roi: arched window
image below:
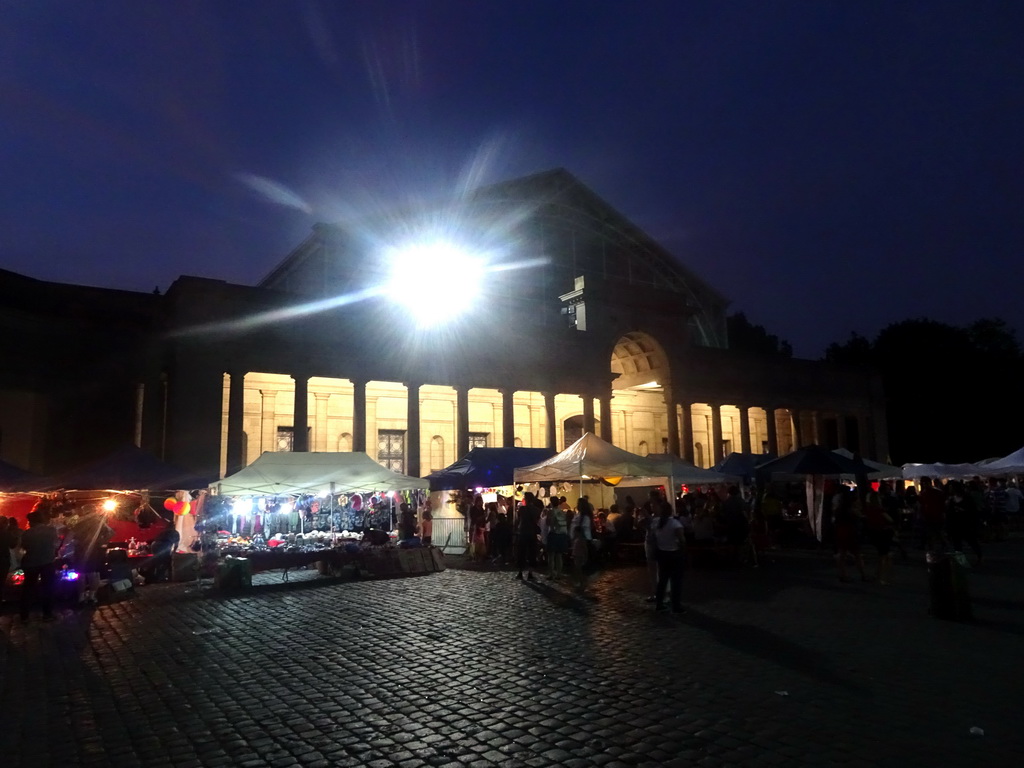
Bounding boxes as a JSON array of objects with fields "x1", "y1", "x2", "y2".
[
  {"x1": 695, "y1": 442, "x2": 704, "y2": 468},
  {"x1": 430, "y1": 435, "x2": 445, "y2": 471},
  {"x1": 338, "y1": 432, "x2": 353, "y2": 452},
  {"x1": 513, "y1": 437, "x2": 523, "y2": 447},
  {"x1": 638, "y1": 440, "x2": 649, "y2": 456}
]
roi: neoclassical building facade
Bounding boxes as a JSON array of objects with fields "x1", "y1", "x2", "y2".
[{"x1": 0, "y1": 169, "x2": 887, "y2": 480}]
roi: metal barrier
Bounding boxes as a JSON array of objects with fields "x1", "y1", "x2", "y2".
[{"x1": 431, "y1": 518, "x2": 467, "y2": 554}]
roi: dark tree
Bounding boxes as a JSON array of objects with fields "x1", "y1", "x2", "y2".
[
  {"x1": 822, "y1": 317, "x2": 1023, "y2": 464},
  {"x1": 727, "y1": 312, "x2": 793, "y2": 357}
]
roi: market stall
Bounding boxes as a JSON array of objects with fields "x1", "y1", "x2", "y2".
[
  {"x1": 513, "y1": 432, "x2": 665, "y2": 508},
  {"x1": 425, "y1": 447, "x2": 555, "y2": 552},
  {"x1": 207, "y1": 451, "x2": 436, "y2": 585}
]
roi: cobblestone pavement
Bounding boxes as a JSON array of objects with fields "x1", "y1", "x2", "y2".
[{"x1": 3, "y1": 536, "x2": 1023, "y2": 768}]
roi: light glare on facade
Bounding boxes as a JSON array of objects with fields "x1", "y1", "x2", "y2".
[{"x1": 386, "y1": 241, "x2": 485, "y2": 326}]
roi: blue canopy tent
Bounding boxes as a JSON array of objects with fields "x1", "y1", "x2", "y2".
[
  {"x1": 713, "y1": 452, "x2": 776, "y2": 481},
  {"x1": 426, "y1": 447, "x2": 555, "y2": 491}
]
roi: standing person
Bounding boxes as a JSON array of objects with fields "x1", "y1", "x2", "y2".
[
  {"x1": 570, "y1": 497, "x2": 594, "y2": 594},
  {"x1": 1004, "y1": 480, "x2": 1023, "y2": 530},
  {"x1": 833, "y1": 487, "x2": 867, "y2": 582},
  {"x1": 420, "y1": 503, "x2": 433, "y2": 546},
  {"x1": 515, "y1": 492, "x2": 540, "y2": 581},
  {"x1": 863, "y1": 491, "x2": 895, "y2": 585},
  {"x1": 71, "y1": 507, "x2": 114, "y2": 605},
  {"x1": 946, "y1": 482, "x2": 983, "y2": 566},
  {"x1": 985, "y1": 478, "x2": 1009, "y2": 540},
  {"x1": 653, "y1": 497, "x2": 686, "y2": 613},
  {"x1": 148, "y1": 521, "x2": 180, "y2": 583},
  {"x1": 19, "y1": 512, "x2": 59, "y2": 621},
  {"x1": 640, "y1": 489, "x2": 670, "y2": 601},
  {"x1": 0, "y1": 518, "x2": 16, "y2": 604},
  {"x1": 917, "y1": 477, "x2": 947, "y2": 552},
  {"x1": 544, "y1": 497, "x2": 569, "y2": 580},
  {"x1": 398, "y1": 502, "x2": 417, "y2": 542}
]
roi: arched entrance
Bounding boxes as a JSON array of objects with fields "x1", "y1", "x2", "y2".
[{"x1": 609, "y1": 332, "x2": 674, "y2": 455}]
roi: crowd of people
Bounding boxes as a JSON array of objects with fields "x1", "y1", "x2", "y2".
[
  {"x1": 449, "y1": 473, "x2": 1022, "y2": 608},
  {"x1": 1, "y1": 500, "x2": 183, "y2": 621}
]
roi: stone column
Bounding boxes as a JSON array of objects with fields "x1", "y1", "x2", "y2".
[
  {"x1": 292, "y1": 373, "x2": 309, "y2": 452},
  {"x1": 314, "y1": 393, "x2": 330, "y2": 452},
  {"x1": 664, "y1": 390, "x2": 680, "y2": 456},
  {"x1": 544, "y1": 392, "x2": 557, "y2": 450},
  {"x1": 599, "y1": 393, "x2": 613, "y2": 443},
  {"x1": 582, "y1": 394, "x2": 596, "y2": 435},
  {"x1": 501, "y1": 388, "x2": 516, "y2": 448},
  {"x1": 260, "y1": 389, "x2": 278, "y2": 454},
  {"x1": 812, "y1": 410, "x2": 825, "y2": 447},
  {"x1": 739, "y1": 405, "x2": 751, "y2": 454},
  {"x1": 680, "y1": 402, "x2": 694, "y2": 463},
  {"x1": 226, "y1": 370, "x2": 246, "y2": 474},
  {"x1": 352, "y1": 380, "x2": 367, "y2": 453},
  {"x1": 456, "y1": 386, "x2": 469, "y2": 457},
  {"x1": 791, "y1": 408, "x2": 804, "y2": 449},
  {"x1": 836, "y1": 413, "x2": 848, "y2": 451},
  {"x1": 765, "y1": 407, "x2": 779, "y2": 455},
  {"x1": 406, "y1": 383, "x2": 421, "y2": 476},
  {"x1": 711, "y1": 403, "x2": 724, "y2": 465}
]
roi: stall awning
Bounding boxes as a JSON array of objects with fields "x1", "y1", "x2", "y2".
[
  {"x1": 215, "y1": 451, "x2": 429, "y2": 496},
  {"x1": 425, "y1": 447, "x2": 555, "y2": 491},
  {"x1": 513, "y1": 433, "x2": 660, "y2": 483},
  {"x1": 16, "y1": 445, "x2": 209, "y2": 492}
]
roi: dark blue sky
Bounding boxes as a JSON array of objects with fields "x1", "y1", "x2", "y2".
[{"x1": 2, "y1": 1, "x2": 1022, "y2": 357}]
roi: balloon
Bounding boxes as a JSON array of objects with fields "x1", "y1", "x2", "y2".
[
  {"x1": 164, "y1": 497, "x2": 177, "y2": 511},
  {"x1": 175, "y1": 501, "x2": 192, "y2": 515}
]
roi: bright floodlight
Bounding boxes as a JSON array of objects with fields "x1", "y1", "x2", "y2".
[{"x1": 386, "y1": 241, "x2": 485, "y2": 326}]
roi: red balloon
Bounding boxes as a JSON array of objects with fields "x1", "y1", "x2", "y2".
[{"x1": 164, "y1": 497, "x2": 177, "y2": 511}]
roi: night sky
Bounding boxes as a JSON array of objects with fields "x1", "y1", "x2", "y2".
[{"x1": 2, "y1": 1, "x2": 1021, "y2": 357}]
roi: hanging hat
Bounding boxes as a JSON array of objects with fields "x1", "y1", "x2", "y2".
[{"x1": 351, "y1": 493, "x2": 362, "y2": 511}]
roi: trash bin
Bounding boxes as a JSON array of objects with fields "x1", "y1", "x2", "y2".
[{"x1": 926, "y1": 551, "x2": 972, "y2": 621}]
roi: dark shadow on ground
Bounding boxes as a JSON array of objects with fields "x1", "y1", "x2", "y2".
[
  {"x1": 679, "y1": 607, "x2": 868, "y2": 694},
  {"x1": 522, "y1": 579, "x2": 591, "y2": 615}
]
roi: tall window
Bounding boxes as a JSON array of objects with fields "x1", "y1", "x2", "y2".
[
  {"x1": 430, "y1": 435, "x2": 445, "y2": 471},
  {"x1": 378, "y1": 430, "x2": 406, "y2": 472},
  {"x1": 695, "y1": 442, "x2": 704, "y2": 467},
  {"x1": 338, "y1": 433, "x2": 353, "y2": 452},
  {"x1": 277, "y1": 426, "x2": 310, "y2": 452},
  {"x1": 722, "y1": 439, "x2": 732, "y2": 456},
  {"x1": 513, "y1": 437, "x2": 523, "y2": 447},
  {"x1": 637, "y1": 440, "x2": 649, "y2": 456},
  {"x1": 468, "y1": 432, "x2": 489, "y2": 450}
]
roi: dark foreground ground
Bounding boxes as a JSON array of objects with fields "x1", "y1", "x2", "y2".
[{"x1": 2, "y1": 536, "x2": 1023, "y2": 768}]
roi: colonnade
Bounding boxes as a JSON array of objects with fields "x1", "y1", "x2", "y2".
[{"x1": 221, "y1": 370, "x2": 878, "y2": 477}]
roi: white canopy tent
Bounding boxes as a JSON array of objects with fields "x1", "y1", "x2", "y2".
[
  {"x1": 614, "y1": 453, "x2": 740, "y2": 488},
  {"x1": 975, "y1": 446, "x2": 1024, "y2": 476},
  {"x1": 513, "y1": 433, "x2": 661, "y2": 484},
  {"x1": 902, "y1": 462, "x2": 983, "y2": 480},
  {"x1": 514, "y1": 433, "x2": 663, "y2": 508},
  {"x1": 214, "y1": 452, "x2": 428, "y2": 496}
]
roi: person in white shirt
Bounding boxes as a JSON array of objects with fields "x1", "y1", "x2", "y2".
[
  {"x1": 1005, "y1": 481, "x2": 1022, "y2": 521},
  {"x1": 653, "y1": 505, "x2": 686, "y2": 613},
  {"x1": 570, "y1": 498, "x2": 594, "y2": 594}
]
